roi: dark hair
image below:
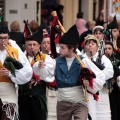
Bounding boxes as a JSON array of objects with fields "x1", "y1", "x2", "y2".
[
  {"x1": 98, "y1": 13, "x2": 103, "y2": 19},
  {"x1": 94, "y1": 28, "x2": 102, "y2": 33},
  {"x1": 57, "y1": 5, "x2": 64, "y2": 11},
  {"x1": 77, "y1": 12, "x2": 83, "y2": 18},
  {"x1": 67, "y1": 44, "x2": 78, "y2": 53},
  {"x1": 105, "y1": 41, "x2": 114, "y2": 50}
]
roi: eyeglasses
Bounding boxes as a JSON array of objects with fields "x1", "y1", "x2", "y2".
[
  {"x1": 26, "y1": 43, "x2": 39, "y2": 47},
  {"x1": 105, "y1": 47, "x2": 112, "y2": 50},
  {"x1": 0, "y1": 36, "x2": 9, "y2": 40}
]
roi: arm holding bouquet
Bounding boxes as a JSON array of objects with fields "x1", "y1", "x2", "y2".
[{"x1": 0, "y1": 42, "x2": 32, "y2": 84}]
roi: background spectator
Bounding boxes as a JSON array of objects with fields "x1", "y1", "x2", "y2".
[
  {"x1": 78, "y1": 20, "x2": 96, "y2": 51},
  {"x1": 75, "y1": 12, "x2": 87, "y2": 36},
  {"x1": 96, "y1": 13, "x2": 104, "y2": 26},
  {"x1": 29, "y1": 20, "x2": 39, "y2": 34},
  {"x1": 9, "y1": 20, "x2": 25, "y2": 51},
  {"x1": 56, "y1": 4, "x2": 64, "y2": 25}
]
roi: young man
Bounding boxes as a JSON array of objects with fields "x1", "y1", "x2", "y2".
[
  {"x1": 112, "y1": 28, "x2": 119, "y2": 48},
  {"x1": 33, "y1": 25, "x2": 106, "y2": 120},
  {"x1": 108, "y1": 15, "x2": 119, "y2": 49},
  {"x1": 107, "y1": 15, "x2": 120, "y2": 61},
  {"x1": 18, "y1": 28, "x2": 53, "y2": 120},
  {"x1": 0, "y1": 21, "x2": 32, "y2": 119}
]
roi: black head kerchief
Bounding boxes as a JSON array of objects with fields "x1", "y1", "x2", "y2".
[
  {"x1": 107, "y1": 15, "x2": 118, "y2": 29},
  {"x1": 0, "y1": 21, "x2": 9, "y2": 34},
  {"x1": 26, "y1": 28, "x2": 43, "y2": 44},
  {"x1": 59, "y1": 25, "x2": 79, "y2": 45},
  {"x1": 105, "y1": 41, "x2": 114, "y2": 50}
]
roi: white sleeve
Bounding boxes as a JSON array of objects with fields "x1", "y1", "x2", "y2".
[
  {"x1": 33, "y1": 55, "x2": 55, "y2": 82},
  {"x1": 9, "y1": 39, "x2": 22, "y2": 51},
  {"x1": 101, "y1": 55, "x2": 114, "y2": 80},
  {"x1": 82, "y1": 58, "x2": 106, "y2": 94},
  {"x1": 76, "y1": 48, "x2": 82, "y2": 55},
  {"x1": 8, "y1": 49, "x2": 33, "y2": 84}
]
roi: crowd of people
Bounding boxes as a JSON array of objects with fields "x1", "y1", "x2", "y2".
[{"x1": 0, "y1": 9, "x2": 120, "y2": 120}]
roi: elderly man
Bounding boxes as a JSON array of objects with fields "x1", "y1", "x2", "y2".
[{"x1": 18, "y1": 28, "x2": 53, "y2": 120}]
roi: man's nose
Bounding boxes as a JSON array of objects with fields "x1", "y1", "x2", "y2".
[{"x1": 89, "y1": 44, "x2": 92, "y2": 47}]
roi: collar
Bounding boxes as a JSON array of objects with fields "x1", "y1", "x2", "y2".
[{"x1": 83, "y1": 52, "x2": 98, "y2": 60}]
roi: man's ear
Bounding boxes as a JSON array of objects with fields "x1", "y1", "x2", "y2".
[{"x1": 70, "y1": 47, "x2": 74, "y2": 52}]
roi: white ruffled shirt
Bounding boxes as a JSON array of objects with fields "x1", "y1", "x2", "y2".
[
  {"x1": 0, "y1": 40, "x2": 33, "y2": 119},
  {"x1": 33, "y1": 55, "x2": 106, "y2": 97},
  {"x1": 83, "y1": 52, "x2": 114, "y2": 120}
]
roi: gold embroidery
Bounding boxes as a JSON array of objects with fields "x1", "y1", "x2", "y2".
[
  {"x1": 0, "y1": 45, "x2": 18, "y2": 83},
  {"x1": 27, "y1": 53, "x2": 46, "y2": 66}
]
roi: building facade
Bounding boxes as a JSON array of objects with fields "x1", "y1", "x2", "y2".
[{"x1": 1, "y1": 0, "x2": 113, "y2": 31}]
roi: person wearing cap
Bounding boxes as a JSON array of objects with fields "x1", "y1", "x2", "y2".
[
  {"x1": 18, "y1": 28, "x2": 53, "y2": 120},
  {"x1": 108, "y1": 15, "x2": 120, "y2": 62},
  {"x1": 92, "y1": 25, "x2": 106, "y2": 58},
  {"x1": 82, "y1": 35, "x2": 114, "y2": 120},
  {"x1": 9, "y1": 20, "x2": 25, "y2": 52},
  {"x1": 108, "y1": 15, "x2": 119, "y2": 49},
  {"x1": 33, "y1": 25, "x2": 106, "y2": 120},
  {"x1": 104, "y1": 41, "x2": 120, "y2": 120},
  {"x1": 92, "y1": 25, "x2": 104, "y2": 42},
  {"x1": 0, "y1": 21, "x2": 33, "y2": 119}
]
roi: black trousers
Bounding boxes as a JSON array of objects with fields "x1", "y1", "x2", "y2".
[
  {"x1": 109, "y1": 82, "x2": 120, "y2": 120},
  {"x1": 18, "y1": 95, "x2": 47, "y2": 120}
]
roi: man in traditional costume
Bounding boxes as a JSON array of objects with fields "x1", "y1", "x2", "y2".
[
  {"x1": 107, "y1": 15, "x2": 120, "y2": 61},
  {"x1": 18, "y1": 28, "x2": 53, "y2": 120},
  {"x1": 0, "y1": 21, "x2": 32, "y2": 120},
  {"x1": 33, "y1": 25, "x2": 106, "y2": 120}
]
